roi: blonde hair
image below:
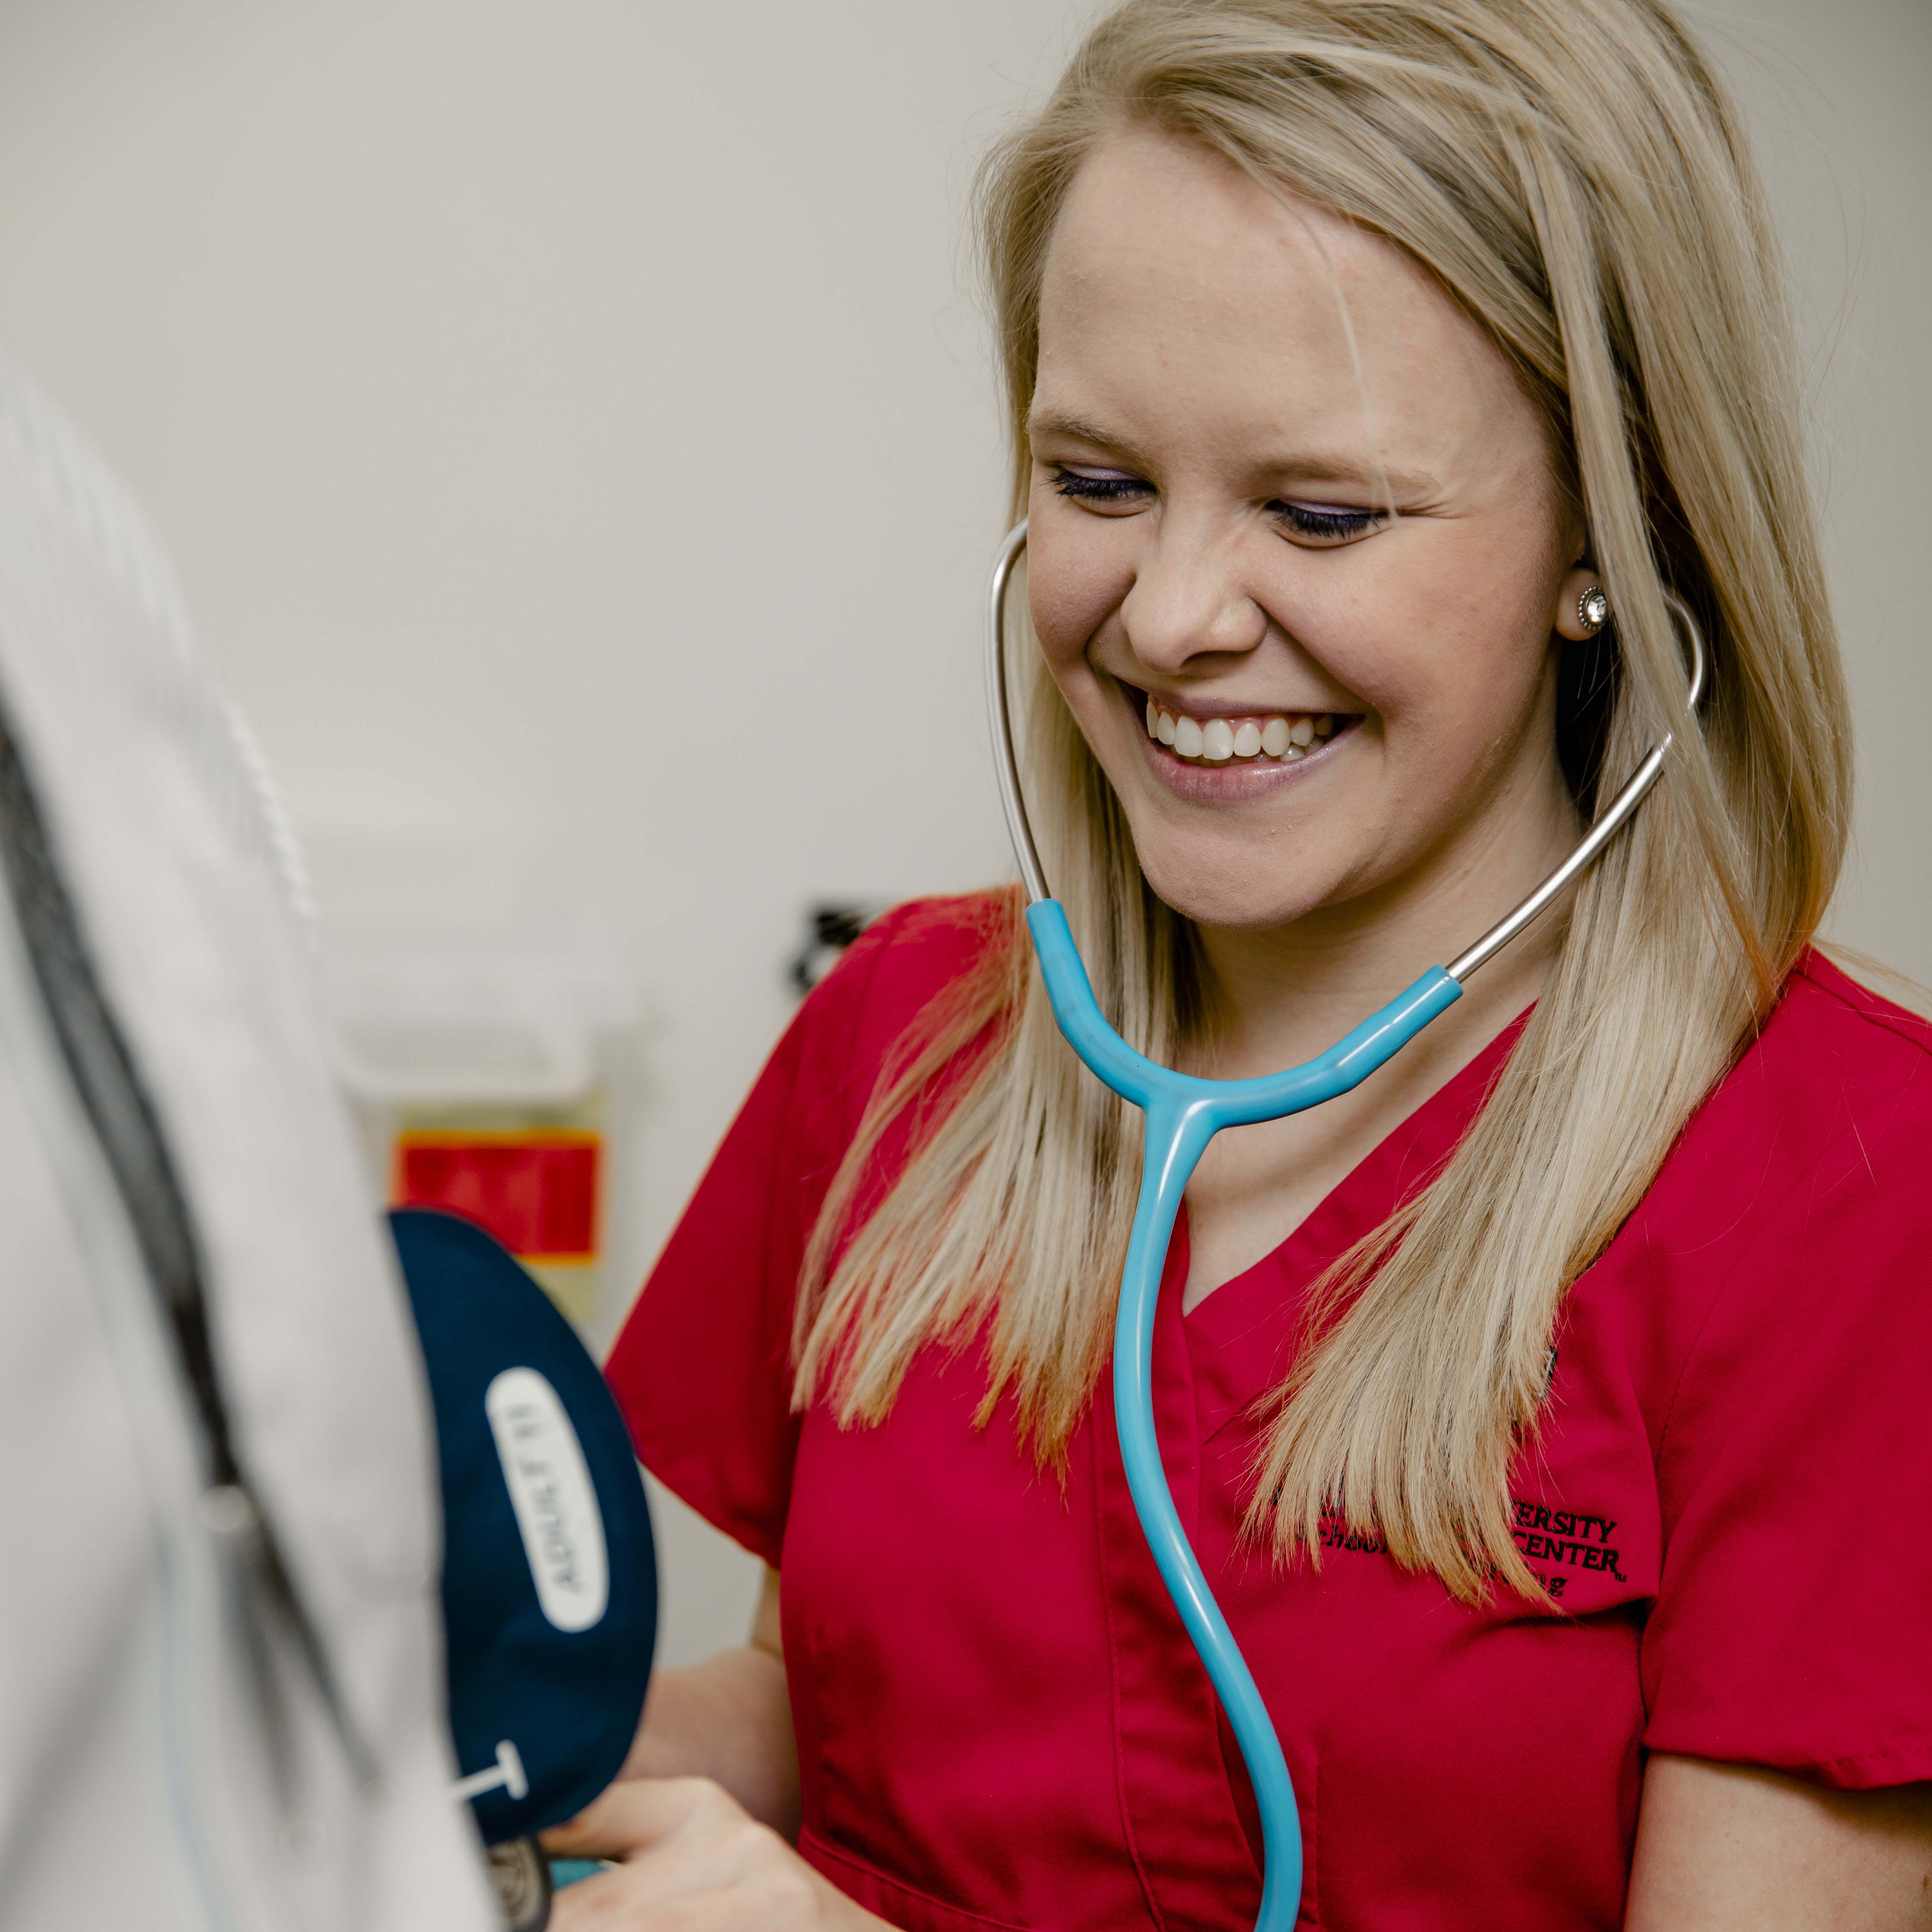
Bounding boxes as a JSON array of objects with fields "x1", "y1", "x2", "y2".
[{"x1": 794, "y1": 0, "x2": 1851, "y2": 1601}]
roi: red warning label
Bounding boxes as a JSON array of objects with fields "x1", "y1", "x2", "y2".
[{"x1": 392, "y1": 1130, "x2": 600, "y2": 1262}]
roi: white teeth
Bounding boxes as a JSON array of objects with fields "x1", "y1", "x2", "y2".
[{"x1": 1146, "y1": 701, "x2": 1349, "y2": 765}]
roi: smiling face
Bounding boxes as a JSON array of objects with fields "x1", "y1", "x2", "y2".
[{"x1": 1027, "y1": 130, "x2": 1586, "y2": 938}]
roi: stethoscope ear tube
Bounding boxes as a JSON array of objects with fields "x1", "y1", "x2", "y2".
[
  {"x1": 984, "y1": 522, "x2": 1705, "y2": 1929},
  {"x1": 985, "y1": 520, "x2": 1048, "y2": 904},
  {"x1": 1446, "y1": 596, "x2": 1703, "y2": 981}
]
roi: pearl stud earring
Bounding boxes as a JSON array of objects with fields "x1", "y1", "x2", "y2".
[{"x1": 1577, "y1": 584, "x2": 1610, "y2": 634}]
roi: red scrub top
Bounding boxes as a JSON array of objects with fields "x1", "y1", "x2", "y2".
[{"x1": 607, "y1": 895, "x2": 1932, "y2": 1932}]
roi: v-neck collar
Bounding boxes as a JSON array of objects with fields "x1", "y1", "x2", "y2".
[{"x1": 1174, "y1": 1007, "x2": 1532, "y2": 1445}]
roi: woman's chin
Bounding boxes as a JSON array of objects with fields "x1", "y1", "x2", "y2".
[{"x1": 1136, "y1": 858, "x2": 1334, "y2": 935}]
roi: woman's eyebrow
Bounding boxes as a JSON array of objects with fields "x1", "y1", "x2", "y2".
[{"x1": 1027, "y1": 409, "x2": 1135, "y2": 453}]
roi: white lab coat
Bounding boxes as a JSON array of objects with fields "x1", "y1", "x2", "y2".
[{"x1": 0, "y1": 354, "x2": 494, "y2": 1932}]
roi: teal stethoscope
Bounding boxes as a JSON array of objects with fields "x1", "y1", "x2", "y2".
[{"x1": 985, "y1": 521, "x2": 1704, "y2": 1930}]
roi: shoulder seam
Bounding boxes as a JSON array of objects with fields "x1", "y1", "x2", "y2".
[{"x1": 1792, "y1": 960, "x2": 1932, "y2": 1060}]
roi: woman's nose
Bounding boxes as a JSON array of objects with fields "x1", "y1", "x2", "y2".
[{"x1": 1118, "y1": 526, "x2": 1267, "y2": 673}]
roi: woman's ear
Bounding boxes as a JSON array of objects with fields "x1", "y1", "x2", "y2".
[{"x1": 1554, "y1": 564, "x2": 1610, "y2": 642}]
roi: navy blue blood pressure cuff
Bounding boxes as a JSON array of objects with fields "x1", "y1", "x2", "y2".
[{"x1": 391, "y1": 1207, "x2": 656, "y2": 1845}]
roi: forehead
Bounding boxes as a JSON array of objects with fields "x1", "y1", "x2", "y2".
[{"x1": 1033, "y1": 129, "x2": 1529, "y2": 474}]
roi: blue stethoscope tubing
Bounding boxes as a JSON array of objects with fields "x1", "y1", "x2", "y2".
[{"x1": 985, "y1": 521, "x2": 1703, "y2": 1929}]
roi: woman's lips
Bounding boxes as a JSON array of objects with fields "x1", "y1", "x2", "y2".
[{"x1": 1124, "y1": 683, "x2": 1359, "y2": 797}]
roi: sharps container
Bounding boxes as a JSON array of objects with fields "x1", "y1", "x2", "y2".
[{"x1": 322, "y1": 911, "x2": 638, "y2": 1331}]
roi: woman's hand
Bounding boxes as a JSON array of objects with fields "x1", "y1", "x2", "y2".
[{"x1": 543, "y1": 1777, "x2": 896, "y2": 1932}]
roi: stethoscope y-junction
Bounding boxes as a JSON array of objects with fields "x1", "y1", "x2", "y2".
[{"x1": 985, "y1": 520, "x2": 1704, "y2": 1931}]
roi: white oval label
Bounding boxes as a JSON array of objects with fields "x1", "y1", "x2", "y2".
[{"x1": 484, "y1": 1367, "x2": 608, "y2": 1632}]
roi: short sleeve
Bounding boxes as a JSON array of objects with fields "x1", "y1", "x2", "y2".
[
  {"x1": 603, "y1": 913, "x2": 905, "y2": 1567},
  {"x1": 1641, "y1": 1051, "x2": 1932, "y2": 1789}
]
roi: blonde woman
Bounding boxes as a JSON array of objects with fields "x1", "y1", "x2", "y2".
[{"x1": 558, "y1": 1, "x2": 1932, "y2": 1925}]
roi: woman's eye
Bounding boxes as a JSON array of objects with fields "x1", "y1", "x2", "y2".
[
  {"x1": 1273, "y1": 500, "x2": 1388, "y2": 545},
  {"x1": 1049, "y1": 463, "x2": 1152, "y2": 509}
]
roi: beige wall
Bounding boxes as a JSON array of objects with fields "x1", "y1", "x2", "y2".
[
  {"x1": 0, "y1": 0, "x2": 1921, "y2": 1667},
  {"x1": 1713, "y1": 0, "x2": 1932, "y2": 979}
]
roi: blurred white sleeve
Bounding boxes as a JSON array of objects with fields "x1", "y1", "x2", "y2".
[{"x1": 0, "y1": 349, "x2": 494, "y2": 1932}]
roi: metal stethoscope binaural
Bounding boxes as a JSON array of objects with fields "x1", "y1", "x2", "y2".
[{"x1": 985, "y1": 520, "x2": 1704, "y2": 1931}]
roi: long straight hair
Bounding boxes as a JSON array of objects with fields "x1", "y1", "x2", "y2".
[{"x1": 794, "y1": 0, "x2": 1851, "y2": 1601}]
